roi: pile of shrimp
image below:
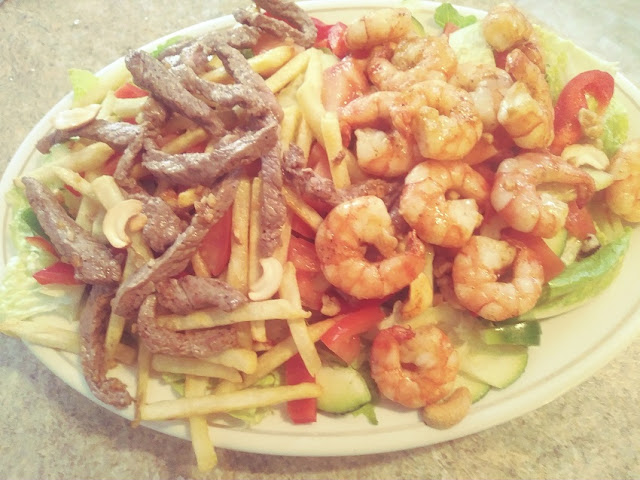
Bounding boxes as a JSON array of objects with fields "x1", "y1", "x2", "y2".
[{"x1": 302, "y1": 3, "x2": 640, "y2": 416}]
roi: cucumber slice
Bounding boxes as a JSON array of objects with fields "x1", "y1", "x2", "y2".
[
  {"x1": 543, "y1": 228, "x2": 568, "y2": 256},
  {"x1": 480, "y1": 321, "x2": 541, "y2": 346},
  {"x1": 458, "y1": 343, "x2": 528, "y2": 389},
  {"x1": 452, "y1": 372, "x2": 490, "y2": 403},
  {"x1": 316, "y1": 365, "x2": 372, "y2": 414}
]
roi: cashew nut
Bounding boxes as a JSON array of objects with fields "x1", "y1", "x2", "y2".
[
  {"x1": 53, "y1": 103, "x2": 101, "y2": 131},
  {"x1": 102, "y1": 198, "x2": 144, "y2": 248},
  {"x1": 561, "y1": 143, "x2": 610, "y2": 170},
  {"x1": 422, "y1": 386, "x2": 472, "y2": 429},
  {"x1": 248, "y1": 257, "x2": 284, "y2": 301}
]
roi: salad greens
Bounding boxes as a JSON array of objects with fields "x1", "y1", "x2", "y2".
[{"x1": 433, "y1": 3, "x2": 477, "y2": 29}]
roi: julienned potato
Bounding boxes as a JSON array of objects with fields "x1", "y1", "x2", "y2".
[{"x1": 0, "y1": 0, "x2": 638, "y2": 471}]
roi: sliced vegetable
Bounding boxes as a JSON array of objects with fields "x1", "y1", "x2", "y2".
[
  {"x1": 452, "y1": 372, "x2": 490, "y2": 403},
  {"x1": 458, "y1": 342, "x2": 528, "y2": 389},
  {"x1": 565, "y1": 201, "x2": 597, "y2": 240},
  {"x1": 434, "y1": 3, "x2": 477, "y2": 29},
  {"x1": 321, "y1": 56, "x2": 368, "y2": 112},
  {"x1": 287, "y1": 236, "x2": 321, "y2": 272},
  {"x1": 114, "y1": 82, "x2": 148, "y2": 99},
  {"x1": 33, "y1": 261, "x2": 82, "y2": 286},
  {"x1": 501, "y1": 229, "x2": 565, "y2": 282},
  {"x1": 197, "y1": 207, "x2": 232, "y2": 277},
  {"x1": 481, "y1": 321, "x2": 542, "y2": 346},
  {"x1": 315, "y1": 365, "x2": 372, "y2": 414},
  {"x1": 285, "y1": 354, "x2": 317, "y2": 424},
  {"x1": 25, "y1": 236, "x2": 58, "y2": 258}
]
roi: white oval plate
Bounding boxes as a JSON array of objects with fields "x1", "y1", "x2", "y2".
[{"x1": 2, "y1": 0, "x2": 640, "y2": 457}]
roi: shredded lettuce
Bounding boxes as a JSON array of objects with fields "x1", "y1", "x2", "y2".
[
  {"x1": 433, "y1": 3, "x2": 477, "y2": 29},
  {"x1": 150, "y1": 35, "x2": 189, "y2": 58},
  {"x1": 600, "y1": 95, "x2": 629, "y2": 157}
]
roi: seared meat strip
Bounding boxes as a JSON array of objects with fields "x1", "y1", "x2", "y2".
[
  {"x1": 22, "y1": 177, "x2": 121, "y2": 284},
  {"x1": 125, "y1": 50, "x2": 226, "y2": 138},
  {"x1": 142, "y1": 118, "x2": 278, "y2": 187},
  {"x1": 259, "y1": 143, "x2": 286, "y2": 257},
  {"x1": 79, "y1": 284, "x2": 133, "y2": 408},
  {"x1": 137, "y1": 295, "x2": 240, "y2": 358},
  {"x1": 129, "y1": 193, "x2": 186, "y2": 253},
  {"x1": 112, "y1": 172, "x2": 240, "y2": 318},
  {"x1": 156, "y1": 275, "x2": 248, "y2": 314},
  {"x1": 36, "y1": 120, "x2": 141, "y2": 154},
  {"x1": 282, "y1": 145, "x2": 402, "y2": 210},
  {"x1": 234, "y1": 0, "x2": 317, "y2": 48}
]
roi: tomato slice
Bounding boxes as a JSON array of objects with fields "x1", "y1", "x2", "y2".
[
  {"x1": 33, "y1": 261, "x2": 82, "y2": 285},
  {"x1": 565, "y1": 200, "x2": 597, "y2": 240},
  {"x1": 291, "y1": 214, "x2": 316, "y2": 239},
  {"x1": 114, "y1": 82, "x2": 148, "y2": 99},
  {"x1": 321, "y1": 304, "x2": 385, "y2": 364},
  {"x1": 327, "y1": 22, "x2": 349, "y2": 58},
  {"x1": 285, "y1": 353, "x2": 317, "y2": 424},
  {"x1": 296, "y1": 270, "x2": 329, "y2": 311},
  {"x1": 501, "y1": 229, "x2": 565, "y2": 282},
  {"x1": 321, "y1": 56, "x2": 368, "y2": 112},
  {"x1": 197, "y1": 207, "x2": 232, "y2": 277},
  {"x1": 288, "y1": 236, "x2": 321, "y2": 273},
  {"x1": 26, "y1": 236, "x2": 58, "y2": 257}
]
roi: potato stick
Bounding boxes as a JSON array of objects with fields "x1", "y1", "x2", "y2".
[
  {"x1": 51, "y1": 166, "x2": 96, "y2": 199},
  {"x1": 91, "y1": 175, "x2": 125, "y2": 209},
  {"x1": 215, "y1": 318, "x2": 334, "y2": 393},
  {"x1": 191, "y1": 251, "x2": 211, "y2": 278},
  {"x1": 248, "y1": 178, "x2": 267, "y2": 343},
  {"x1": 202, "y1": 45, "x2": 295, "y2": 84},
  {"x1": 281, "y1": 186, "x2": 323, "y2": 232},
  {"x1": 97, "y1": 90, "x2": 117, "y2": 120},
  {"x1": 185, "y1": 375, "x2": 218, "y2": 472},
  {"x1": 202, "y1": 348, "x2": 257, "y2": 374},
  {"x1": 226, "y1": 176, "x2": 251, "y2": 295},
  {"x1": 343, "y1": 149, "x2": 369, "y2": 183},
  {"x1": 25, "y1": 142, "x2": 115, "y2": 184},
  {"x1": 277, "y1": 73, "x2": 305, "y2": 109},
  {"x1": 152, "y1": 354, "x2": 242, "y2": 383},
  {"x1": 294, "y1": 116, "x2": 313, "y2": 162},
  {"x1": 321, "y1": 112, "x2": 351, "y2": 189},
  {"x1": 161, "y1": 127, "x2": 208, "y2": 154},
  {"x1": 0, "y1": 320, "x2": 135, "y2": 365},
  {"x1": 320, "y1": 50, "x2": 339, "y2": 70},
  {"x1": 177, "y1": 186, "x2": 206, "y2": 208},
  {"x1": 104, "y1": 313, "x2": 126, "y2": 368},
  {"x1": 141, "y1": 383, "x2": 321, "y2": 421},
  {"x1": 134, "y1": 343, "x2": 152, "y2": 426},
  {"x1": 75, "y1": 196, "x2": 102, "y2": 232},
  {"x1": 296, "y1": 50, "x2": 326, "y2": 146},
  {"x1": 112, "y1": 96, "x2": 148, "y2": 119},
  {"x1": 156, "y1": 299, "x2": 310, "y2": 331},
  {"x1": 280, "y1": 262, "x2": 322, "y2": 375},
  {"x1": 280, "y1": 105, "x2": 301, "y2": 151},
  {"x1": 265, "y1": 48, "x2": 312, "y2": 93}
]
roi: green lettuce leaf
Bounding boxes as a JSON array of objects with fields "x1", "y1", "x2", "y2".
[{"x1": 433, "y1": 3, "x2": 477, "y2": 29}]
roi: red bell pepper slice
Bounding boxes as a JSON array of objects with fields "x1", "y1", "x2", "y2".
[
  {"x1": 565, "y1": 200, "x2": 597, "y2": 240},
  {"x1": 291, "y1": 214, "x2": 316, "y2": 240},
  {"x1": 26, "y1": 236, "x2": 58, "y2": 257},
  {"x1": 550, "y1": 70, "x2": 615, "y2": 154},
  {"x1": 501, "y1": 229, "x2": 565, "y2": 282},
  {"x1": 285, "y1": 353, "x2": 317, "y2": 424},
  {"x1": 312, "y1": 17, "x2": 333, "y2": 48},
  {"x1": 327, "y1": 22, "x2": 349, "y2": 58},
  {"x1": 33, "y1": 261, "x2": 82, "y2": 285},
  {"x1": 295, "y1": 270, "x2": 330, "y2": 311},
  {"x1": 114, "y1": 82, "x2": 149, "y2": 99},
  {"x1": 321, "y1": 304, "x2": 385, "y2": 364},
  {"x1": 197, "y1": 207, "x2": 232, "y2": 277},
  {"x1": 288, "y1": 236, "x2": 321, "y2": 273}
]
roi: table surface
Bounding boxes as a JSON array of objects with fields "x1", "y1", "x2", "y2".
[{"x1": 1, "y1": 1, "x2": 639, "y2": 478}]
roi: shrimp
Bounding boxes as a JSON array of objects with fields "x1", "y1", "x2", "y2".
[
  {"x1": 491, "y1": 152, "x2": 596, "y2": 238},
  {"x1": 315, "y1": 196, "x2": 426, "y2": 299},
  {"x1": 450, "y1": 62, "x2": 513, "y2": 132},
  {"x1": 370, "y1": 324, "x2": 459, "y2": 408},
  {"x1": 482, "y1": 2, "x2": 533, "y2": 53},
  {"x1": 605, "y1": 139, "x2": 640, "y2": 222},
  {"x1": 452, "y1": 235, "x2": 544, "y2": 321},
  {"x1": 345, "y1": 7, "x2": 413, "y2": 51},
  {"x1": 399, "y1": 160, "x2": 490, "y2": 248},
  {"x1": 401, "y1": 80, "x2": 483, "y2": 162},
  {"x1": 498, "y1": 48, "x2": 554, "y2": 149},
  {"x1": 366, "y1": 35, "x2": 456, "y2": 91},
  {"x1": 338, "y1": 91, "x2": 420, "y2": 177}
]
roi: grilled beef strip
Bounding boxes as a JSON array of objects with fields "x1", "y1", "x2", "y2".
[
  {"x1": 79, "y1": 284, "x2": 133, "y2": 408},
  {"x1": 22, "y1": 177, "x2": 121, "y2": 284},
  {"x1": 258, "y1": 142, "x2": 286, "y2": 257},
  {"x1": 234, "y1": 0, "x2": 317, "y2": 48},
  {"x1": 36, "y1": 120, "x2": 141, "y2": 154},
  {"x1": 128, "y1": 192, "x2": 187, "y2": 253},
  {"x1": 156, "y1": 275, "x2": 248, "y2": 314},
  {"x1": 137, "y1": 295, "x2": 240, "y2": 358},
  {"x1": 112, "y1": 172, "x2": 240, "y2": 318}
]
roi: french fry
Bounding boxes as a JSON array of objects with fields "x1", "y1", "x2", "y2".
[
  {"x1": 266, "y1": 48, "x2": 312, "y2": 93},
  {"x1": 91, "y1": 174, "x2": 125, "y2": 209},
  {"x1": 152, "y1": 354, "x2": 242, "y2": 383},
  {"x1": 112, "y1": 96, "x2": 148, "y2": 120},
  {"x1": 280, "y1": 105, "x2": 301, "y2": 151},
  {"x1": 52, "y1": 166, "x2": 96, "y2": 199},
  {"x1": 191, "y1": 251, "x2": 211, "y2": 278},
  {"x1": 248, "y1": 178, "x2": 267, "y2": 343},
  {"x1": 296, "y1": 49, "x2": 326, "y2": 146},
  {"x1": 202, "y1": 348, "x2": 257, "y2": 374},
  {"x1": 281, "y1": 185, "x2": 323, "y2": 232},
  {"x1": 321, "y1": 111, "x2": 351, "y2": 189},
  {"x1": 140, "y1": 383, "x2": 322, "y2": 421},
  {"x1": 178, "y1": 185, "x2": 206, "y2": 208},
  {"x1": 74, "y1": 196, "x2": 102, "y2": 232},
  {"x1": 273, "y1": 210, "x2": 293, "y2": 267},
  {"x1": 161, "y1": 127, "x2": 208, "y2": 154},
  {"x1": 280, "y1": 262, "x2": 322, "y2": 375},
  {"x1": 134, "y1": 343, "x2": 152, "y2": 426},
  {"x1": 185, "y1": 375, "x2": 217, "y2": 472},
  {"x1": 202, "y1": 45, "x2": 295, "y2": 84},
  {"x1": 156, "y1": 299, "x2": 310, "y2": 331},
  {"x1": 276, "y1": 73, "x2": 305, "y2": 109},
  {"x1": 215, "y1": 318, "x2": 334, "y2": 393},
  {"x1": 294, "y1": 115, "x2": 313, "y2": 162}
]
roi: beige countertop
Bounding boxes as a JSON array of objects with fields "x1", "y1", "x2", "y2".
[{"x1": 1, "y1": 0, "x2": 639, "y2": 478}]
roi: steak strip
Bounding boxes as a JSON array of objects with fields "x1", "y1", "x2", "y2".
[
  {"x1": 258, "y1": 143, "x2": 286, "y2": 257},
  {"x1": 22, "y1": 177, "x2": 121, "y2": 285},
  {"x1": 156, "y1": 275, "x2": 248, "y2": 314},
  {"x1": 137, "y1": 295, "x2": 240, "y2": 358},
  {"x1": 79, "y1": 285, "x2": 133, "y2": 408},
  {"x1": 112, "y1": 172, "x2": 240, "y2": 318},
  {"x1": 36, "y1": 120, "x2": 141, "y2": 154},
  {"x1": 129, "y1": 192, "x2": 186, "y2": 253}
]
